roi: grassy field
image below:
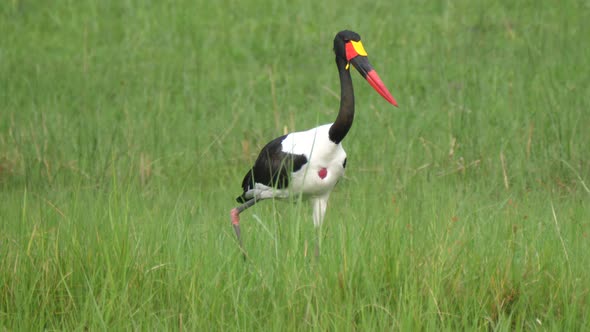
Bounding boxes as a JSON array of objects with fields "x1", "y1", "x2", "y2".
[{"x1": 1, "y1": 0, "x2": 589, "y2": 330}]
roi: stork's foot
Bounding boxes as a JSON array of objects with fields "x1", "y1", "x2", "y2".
[
  {"x1": 230, "y1": 208, "x2": 240, "y2": 225},
  {"x1": 230, "y1": 208, "x2": 246, "y2": 260}
]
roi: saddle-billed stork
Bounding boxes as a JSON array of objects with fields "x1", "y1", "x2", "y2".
[{"x1": 230, "y1": 30, "x2": 397, "y2": 255}]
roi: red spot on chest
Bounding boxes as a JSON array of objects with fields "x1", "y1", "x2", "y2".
[{"x1": 318, "y1": 168, "x2": 328, "y2": 179}]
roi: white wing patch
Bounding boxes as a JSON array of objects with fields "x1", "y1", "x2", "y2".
[{"x1": 280, "y1": 124, "x2": 333, "y2": 157}]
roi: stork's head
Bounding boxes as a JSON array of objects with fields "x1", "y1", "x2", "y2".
[{"x1": 333, "y1": 30, "x2": 398, "y2": 106}]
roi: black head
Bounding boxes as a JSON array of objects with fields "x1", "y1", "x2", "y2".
[
  {"x1": 333, "y1": 30, "x2": 362, "y2": 61},
  {"x1": 332, "y1": 29, "x2": 398, "y2": 106}
]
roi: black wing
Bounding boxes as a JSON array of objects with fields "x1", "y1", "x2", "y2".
[{"x1": 236, "y1": 135, "x2": 308, "y2": 203}]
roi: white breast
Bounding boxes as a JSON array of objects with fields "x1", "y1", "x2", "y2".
[{"x1": 281, "y1": 124, "x2": 347, "y2": 197}]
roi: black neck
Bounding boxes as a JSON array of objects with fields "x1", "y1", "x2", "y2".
[{"x1": 328, "y1": 58, "x2": 355, "y2": 144}]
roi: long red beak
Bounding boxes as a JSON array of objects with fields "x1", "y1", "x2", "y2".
[
  {"x1": 366, "y1": 70, "x2": 398, "y2": 106},
  {"x1": 350, "y1": 56, "x2": 398, "y2": 107}
]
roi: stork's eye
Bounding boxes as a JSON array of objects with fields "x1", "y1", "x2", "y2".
[{"x1": 345, "y1": 40, "x2": 368, "y2": 61}]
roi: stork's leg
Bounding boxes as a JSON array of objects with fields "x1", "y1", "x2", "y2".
[
  {"x1": 230, "y1": 198, "x2": 259, "y2": 257},
  {"x1": 311, "y1": 195, "x2": 330, "y2": 257}
]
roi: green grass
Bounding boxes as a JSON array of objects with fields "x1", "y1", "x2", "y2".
[{"x1": 1, "y1": 0, "x2": 589, "y2": 330}]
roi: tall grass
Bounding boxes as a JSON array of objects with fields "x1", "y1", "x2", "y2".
[{"x1": 1, "y1": 0, "x2": 589, "y2": 329}]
